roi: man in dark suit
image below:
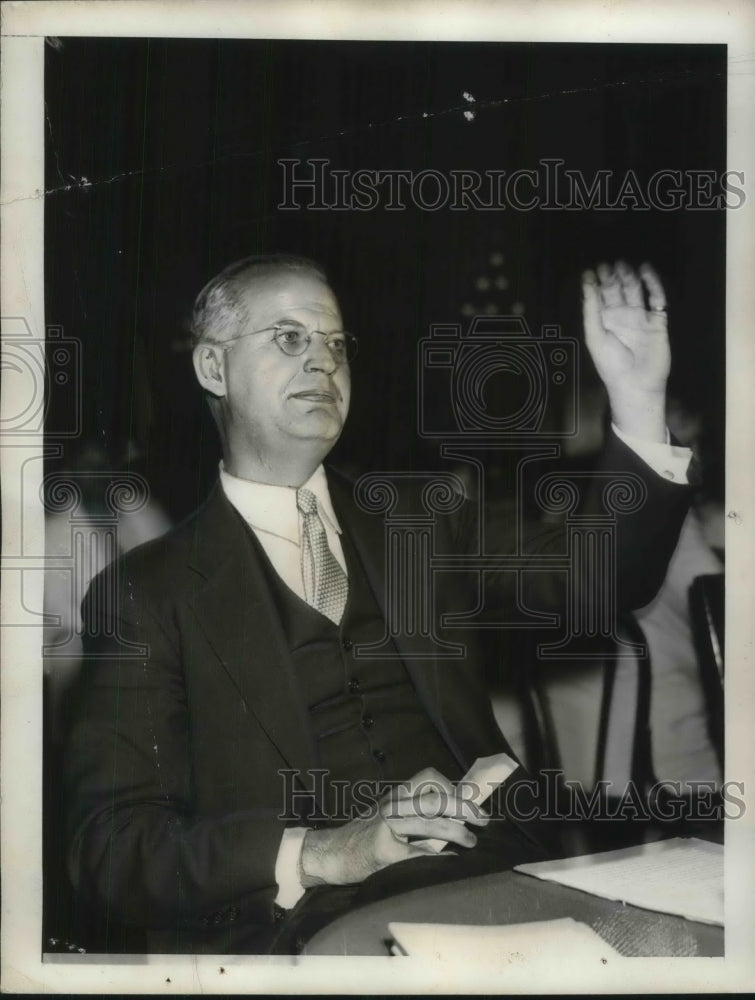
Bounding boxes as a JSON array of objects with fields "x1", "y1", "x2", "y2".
[{"x1": 65, "y1": 254, "x2": 692, "y2": 953}]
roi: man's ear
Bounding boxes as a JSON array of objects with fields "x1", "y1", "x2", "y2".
[{"x1": 193, "y1": 343, "x2": 227, "y2": 398}]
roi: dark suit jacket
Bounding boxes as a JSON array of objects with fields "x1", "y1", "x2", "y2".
[{"x1": 65, "y1": 432, "x2": 690, "y2": 952}]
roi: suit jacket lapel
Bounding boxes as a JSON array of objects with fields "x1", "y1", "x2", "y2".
[{"x1": 186, "y1": 487, "x2": 317, "y2": 777}]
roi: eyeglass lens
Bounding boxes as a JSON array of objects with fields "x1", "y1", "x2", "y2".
[{"x1": 274, "y1": 326, "x2": 357, "y2": 362}]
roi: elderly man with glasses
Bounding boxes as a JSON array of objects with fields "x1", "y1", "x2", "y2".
[{"x1": 66, "y1": 253, "x2": 692, "y2": 953}]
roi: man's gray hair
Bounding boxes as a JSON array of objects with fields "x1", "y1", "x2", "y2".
[{"x1": 190, "y1": 253, "x2": 328, "y2": 346}]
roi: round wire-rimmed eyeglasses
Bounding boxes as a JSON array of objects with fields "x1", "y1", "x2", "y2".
[{"x1": 203, "y1": 322, "x2": 358, "y2": 365}]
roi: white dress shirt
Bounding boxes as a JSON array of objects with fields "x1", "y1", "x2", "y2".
[
  {"x1": 219, "y1": 463, "x2": 347, "y2": 591},
  {"x1": 219, "y1": 463, "x2": 345, "y2": 909},
  {"x1": 218, "y1": 430, "x2": 691, "y2": 909}
]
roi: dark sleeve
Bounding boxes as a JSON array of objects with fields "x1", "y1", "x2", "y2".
[
  {"x1": 587, "y1": 429, "x2": 692, "y2": 610},
  {"x1": 65, "y1": 572, "x2": 286, "y2": 935},
  {"x1": 452, "y1": 429, "x2": 692, "y2": 617}
]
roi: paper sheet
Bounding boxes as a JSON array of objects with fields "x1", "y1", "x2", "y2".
[
  {"x1": 515, "y1": 837, "x2": 723, "y2": 926},
  {"x1": 388, "y1": 917, "x2": 619, "y2": 963},
  {"x1": 412, "y1": 751, "x2": 519, "y2": 854}
]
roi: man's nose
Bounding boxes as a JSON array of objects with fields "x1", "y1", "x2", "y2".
[{"x1": 302, "y1": 333, "x2": 338, "y2": 373}]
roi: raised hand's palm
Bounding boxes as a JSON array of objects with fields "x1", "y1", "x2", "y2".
[
  {"x1": 582, "y1": 262, "x2": 671, "y2": 396},
  {"x1": 590, "y1": 303, "x2": 671, "y2": 393}
]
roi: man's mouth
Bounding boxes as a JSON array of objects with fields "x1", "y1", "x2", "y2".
[{"x1": 290, "y1": 390, "x2": 339, "y2": 402}]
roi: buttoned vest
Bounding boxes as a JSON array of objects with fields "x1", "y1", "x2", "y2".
[{"x1": 250, "y1": 524, "x2": 462, "y2": 819}]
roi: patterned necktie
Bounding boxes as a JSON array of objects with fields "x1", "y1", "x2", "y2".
[{"x1": 296, "y1": 487, "x2": 348, "y2": 624}]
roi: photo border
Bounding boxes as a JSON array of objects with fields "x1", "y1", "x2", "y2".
[{"x1": 2, "y1": 0, "x2": 753, "y2": 993}]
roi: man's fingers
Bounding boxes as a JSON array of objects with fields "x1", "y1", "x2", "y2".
[
  {"x1": 581, "y1": 269, "x2": 604, "y2": 355},
  {"x1": 385, "y1": 769, "x2": 490, "y2": 827},
  {"x1": 405, "y1": 843, "x2": 458, "y2": 860},
  {"x1": 394, "y1": 787, "x2": 490, "y2": 827},
  {"x1": 639, "y1": 262, "x2": 667, "y2": 311},
  {"x1": 451, "y1": 803, "x2": 489, "y2": 828},
  {"x1": 596, "y1": 262, "x2": 623, "y2": 308},
  {"x1": 386, "y1": 814, "x2": 478, "y2": 849},
  {"x1": 383, "y1": 792, "x2": 488, "y2": 826},
  {"x1": 616, "y1": 260, "x2": 644, "y2": 308},
  {"x1": 402, "y1": 767, "x2": 456, "y2": 796}
]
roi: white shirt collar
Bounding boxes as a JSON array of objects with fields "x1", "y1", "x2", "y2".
[{"x1": 219, "y1": 462, "x2": 341, "y2": 544}]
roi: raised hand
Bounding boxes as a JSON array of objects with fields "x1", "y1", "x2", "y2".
[{"x1": 582, "y1": 261, "x2": 671, "y2": 442}]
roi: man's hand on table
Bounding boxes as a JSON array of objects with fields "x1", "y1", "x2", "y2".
[
  {"x1": 299, "y1": 768, "x2": 489, "y2": 886},
  {"x1": 582, "y1": 260, "x2": 671, "y2": 444}
]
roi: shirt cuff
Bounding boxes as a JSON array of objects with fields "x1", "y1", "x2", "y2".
[
  {"x1": 274, "y1": 827, "x2": 309, "y2": 910},
  {"x1": 611, "y1": 423, "x2": 692, "y2": 485}
]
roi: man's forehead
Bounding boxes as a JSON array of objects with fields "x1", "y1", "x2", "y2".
[{"x1": 238, "y1": 270, "x2": 341, "y2": 321}]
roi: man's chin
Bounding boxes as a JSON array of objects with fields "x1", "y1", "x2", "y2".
[{"x1": 286, "y1": 418, "x2": 344, "y2": 448}]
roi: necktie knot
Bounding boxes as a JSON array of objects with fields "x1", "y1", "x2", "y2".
[
  {"x1": 296, "y1": 487, "x2": 319, "y2": 517},
  {"x1": 296, "y1": 486, "x2": 348, "y2": 624}
]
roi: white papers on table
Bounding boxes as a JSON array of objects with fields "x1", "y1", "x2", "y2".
[
  {"x1": 388, "y1": 917, "x2": 619, "y2": 963},
  {"x1": 412, "y1": 751, "x2": 519, "y2": 854},
  {"x1": 515, "y1": 837, "x2": 723, "y2": 926}
]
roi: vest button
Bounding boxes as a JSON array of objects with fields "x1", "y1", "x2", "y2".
[
  {"x1": 362, "y1": 715, "x2": 374, "y2": 730},
  {"x1": 342, "y1": 637, "x2": 353, "y2": 650},
  {"x1": 348, "y1": 677, "x2": 360, "y2": 694},
  {"x1": 373, "y1": 748, "x2": 386, "y2": 763}
]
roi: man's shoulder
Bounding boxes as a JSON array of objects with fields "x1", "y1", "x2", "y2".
[{"x1": 97, "y1": 484, "x2": 235, "y2": 595}]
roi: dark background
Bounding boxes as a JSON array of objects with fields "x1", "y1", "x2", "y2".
[
  {"x1": 44, "y1": 38, "x2": 726, "y2": 518},
  {"x1": 41, "y1": 37, "x2": 728, "y2": 954}
]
